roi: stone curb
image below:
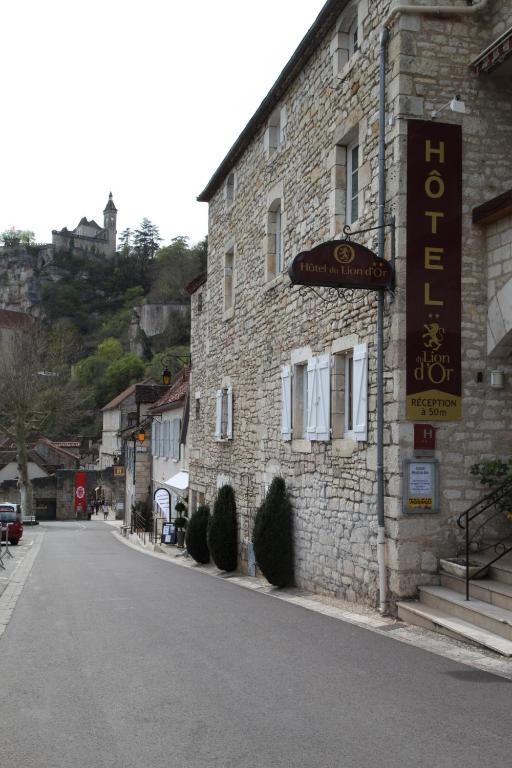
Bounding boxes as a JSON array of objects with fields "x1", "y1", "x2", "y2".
[{"x1": 0, "y1": 531, "x2": 45, "y2": 640}]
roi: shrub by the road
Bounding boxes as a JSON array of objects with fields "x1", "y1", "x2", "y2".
[
  {"x1": 252, "y1": 476, "x2": 294, "y2": 588},
  {"x1": 208, "y1": 485, "x2": 238, "y2": 572},
  {"x1": 186, "y1": 504, "x2": 211, "y2": 564}
]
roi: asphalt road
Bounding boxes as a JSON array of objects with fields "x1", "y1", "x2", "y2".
[{"x1": 0, "y1": 522, "x2": 511, "y2": 768}]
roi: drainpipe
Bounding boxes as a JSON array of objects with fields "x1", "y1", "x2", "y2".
[
  {"x1": 384, "y1": 0, "x2": 488, "y2": 28},
  {"x1": 377, "y1": 27, "x2": 389, "y2": 615}
]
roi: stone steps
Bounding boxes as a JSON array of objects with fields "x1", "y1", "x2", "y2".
[
  {"x1": 397, "y1": 555, "x2": 512, "y2": 656},
  {"x1": 397, "y1": 600, "x2": 512, "y2": 657}
]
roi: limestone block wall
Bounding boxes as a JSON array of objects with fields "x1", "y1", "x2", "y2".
[{"x1": 189, "y1": 0, "x2": 512, "y2": 607}]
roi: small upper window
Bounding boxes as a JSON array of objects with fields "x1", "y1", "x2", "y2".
[
  {"x1": 224, "y1": 246, "x2": 235, "y2": 313},
  {"x1": 347, "y1": 141, "x2": 359, "y2": 225},
  {"x1": 269, "y1": 110, "x2": 280, "y2": 154},
  {"x1": 226, "y1": 172, "x2": 235, "y2": 207},
  {"x1": 215, "y1": 386, "x2": 233, "y2": 440},
  {"x1": 266, "y1": 200, "x2": 283, "y2": 279}
]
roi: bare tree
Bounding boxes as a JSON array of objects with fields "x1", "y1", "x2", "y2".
[{"x1": 0, "y1": 320, "x2": 75, "y2": 517}]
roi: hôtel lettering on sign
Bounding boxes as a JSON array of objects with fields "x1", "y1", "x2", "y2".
[{"x1": 406, "y1": 120, "x2": 462, "y2": 421}]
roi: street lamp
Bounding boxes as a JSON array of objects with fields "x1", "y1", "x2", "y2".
[{"x1": 136, "y1": 428, "x2": 146, "y2": 444}]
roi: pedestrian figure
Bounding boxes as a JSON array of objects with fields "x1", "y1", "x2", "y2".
[{"x1": 103, "y1": 504, "x2": 108, "y2": 521}]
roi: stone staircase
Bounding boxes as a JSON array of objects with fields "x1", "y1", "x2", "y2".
[{"x1": 397, "y1": 554, "x2": 512, "y2": 656}]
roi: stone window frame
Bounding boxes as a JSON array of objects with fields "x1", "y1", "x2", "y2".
[
  {"x1": 223, "y1": 240, "x2": 236, "y2": 319},
  {"x1": 331, "y1": 0, "x2": 368, "y2": 79},
  {"x1": 263, "y1": 181, "x2": 287, "y2": 285}
]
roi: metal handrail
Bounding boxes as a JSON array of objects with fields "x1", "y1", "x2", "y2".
[{"x1": 457, "y1": 477, "x2": 512, "y2": 600}]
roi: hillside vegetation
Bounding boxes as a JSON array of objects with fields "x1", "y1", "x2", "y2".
[{"x1": 38, "y1": 222, "x2": 206, "y2": 437}]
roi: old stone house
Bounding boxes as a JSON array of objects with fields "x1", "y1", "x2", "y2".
[
  {"x1": 52, "y1": 192, "x2": 117, "y2": 257},
  {"x1": 189, "y1": 0, "x2": 512, "y2": 637},
  {"x1": 149, "y1": 366, "x2": 190, "y2": 521}
]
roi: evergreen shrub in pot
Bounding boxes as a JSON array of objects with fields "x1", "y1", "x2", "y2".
[
  {"x1": 252, "y1": 476, "x2": 294, "y2": 588},
  {"x1": 207, "y1": 485, "x2": 237, "y2": 572},
  {"x1": 185, "y1": 504, "x2": 211, "y2": 564}
]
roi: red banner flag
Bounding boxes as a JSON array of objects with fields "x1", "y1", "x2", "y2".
[{"x1": 74, "y1": 471, "x2": 87, "y2": 517}]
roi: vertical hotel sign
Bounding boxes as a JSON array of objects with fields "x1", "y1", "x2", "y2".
[{"x1": 406, "y1": 120, "x2": 462, "y2": 421}]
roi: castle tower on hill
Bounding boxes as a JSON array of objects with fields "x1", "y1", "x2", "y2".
[{"x1": 52, "y1": 192, "x2": 118, "y2": 258}]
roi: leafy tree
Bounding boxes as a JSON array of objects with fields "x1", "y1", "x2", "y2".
[
  {"x1": 208, "y1": 485, "x2": 238, "y2": 572},
  {"x1": 118, "y1": 228, "x2": 133, "y2": 257},
  {"x1": 133, "y1": 218, "x2": 162, "y2": 262},
  {"x1": 1, "y1": 229, "x2": 36, "y2": 246},
  {"x1": 186, "y1": 504, "x2": 211, "y2": 564},
  {"x1": 148, "y1": 236, "x2": 207, "y2": 303},
  {"x1": 252, "y1": 477, "x2": 294, "y2": 588},
  {"x1": 96, "y1": 353, "x2": 145, "y2": 407}
]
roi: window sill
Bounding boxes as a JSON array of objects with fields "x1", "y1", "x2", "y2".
[
  {"x1": 215, "y1": 437, "x2": 233, "y2": 443},
  {"x1": 335, "y1": 50, "x2": 360, "y2": 83},
  {"x1": 332, "y1": 437, "x2": 357, "y2": 457},
  {"x1": 223, "y1": 307, "x2": 234, "y2": 321},
  {"x1": 291, "y1": 438, "x2": 312, "y2": 454}
]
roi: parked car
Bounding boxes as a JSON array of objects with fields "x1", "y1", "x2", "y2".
[{"x1": 0, "y1": 503, "x2": 24, "y2": 545}]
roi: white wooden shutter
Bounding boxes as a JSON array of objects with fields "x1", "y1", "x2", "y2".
[
  {"x1": 173, "y1": 418, "x2": 180, "y2": 458},
  {"x1": 281, "y1": 366, "x2": 292, "y2": 440},
  {"x1": 306, "y1": 357, "x2": 318, "y2": 439},
  {"x1": 151, "y1": 424, "x2": 156, "y2": 455},
  {"x1": 154, "y1": 422, "x2": 160, "y2": 457},
  {"x1": 214, "y1": 390, "x2": 222, "y2": 439},
  {"x1": 307, "y1": 356, "x2": 330, "y2": 441},
  {"x1": 166, "y1": 421, "x2": 172, "y2": 458},
  {"x1": 353, "y1": 343, "x2": 368, "y2": 442},
  {"x1": 226, "y1": 385, "x2": 233, "y2": 439},
  {"x1": 316, "y1": 354, "x2": 330, "y2": 441},
  {"x1": 176, "y1": 419, "x2": 182, "y2": 458}
]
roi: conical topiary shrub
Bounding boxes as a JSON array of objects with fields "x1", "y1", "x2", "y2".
[
  {"x1": 185, "y1": 504, "x2": 211, "y2": 564},
  {"x1": 252, "y1": 476, "x2": 294, "y2": 588},
  {"x1": 207, "y1": 485, "x2": 238, "y2": 572}
]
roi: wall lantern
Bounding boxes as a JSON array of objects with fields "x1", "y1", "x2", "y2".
[
  {"x1": 162, "y1": 367, "x2": 171, "y2": 386},
  {"x1": 136, "y1": 428, "x2": 146, "y2": 443},
  {"x1": 490, "y1": 370, "x2": 505, "y2": 390}
]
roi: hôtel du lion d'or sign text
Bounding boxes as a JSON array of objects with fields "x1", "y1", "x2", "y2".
[{"x1": 406, "y1": 120, "x2": 462, "y2": 422}]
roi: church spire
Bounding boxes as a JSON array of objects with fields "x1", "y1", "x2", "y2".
[{"x1": 103, "y1": 191, "x2": 117, "y2": 213}]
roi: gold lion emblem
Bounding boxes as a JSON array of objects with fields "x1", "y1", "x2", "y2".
[
  {"x1": 333, "y1": 244, "x2": 355, "y2": 264},
  {"x1": 422, "y1": 323, "x2": 445, "y2": 351}
]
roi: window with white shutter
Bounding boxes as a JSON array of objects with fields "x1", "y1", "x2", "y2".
[
  {"x1": 151, "y1": 423, "x2": 156, "y2": 455},
  {"x1": 214, "y1": 390, "x2": 222, "y2": 439},
  {"x1": 281, "y1": 366, "x2": 292, "y2": 440},
  {"x1": 226, "y1": 386, "x2": 233, "y2": 439},
  {"x1": 352, "y1": 343, "x2": 368, "y2": 442}
]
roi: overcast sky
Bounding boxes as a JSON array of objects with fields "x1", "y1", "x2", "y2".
[{"x1": 0, "y1": 0, "x2": 326, "y2": 247}]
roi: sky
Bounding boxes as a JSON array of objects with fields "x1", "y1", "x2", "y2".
[{"x1": 0, "y1": 0, "x2": 327, "y2": 248}]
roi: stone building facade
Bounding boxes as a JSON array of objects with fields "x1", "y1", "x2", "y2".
[{"x1": 189, "y1": 0, "x2": 512, "y2": 608}]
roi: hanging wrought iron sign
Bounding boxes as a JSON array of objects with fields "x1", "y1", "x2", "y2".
[{"x1": 288, "y1": 239, "x2": 393, "y2": 291}]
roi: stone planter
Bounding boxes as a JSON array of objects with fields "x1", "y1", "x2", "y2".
[{"x1": 440, "y1": 558, "x2": 488, "y2": 580}]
